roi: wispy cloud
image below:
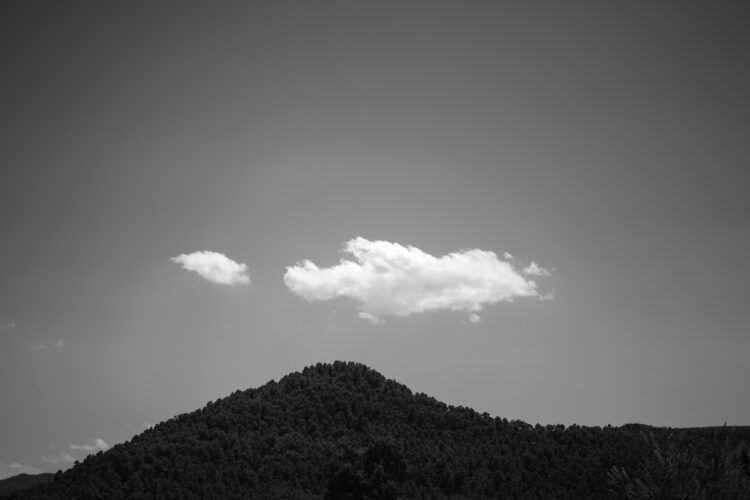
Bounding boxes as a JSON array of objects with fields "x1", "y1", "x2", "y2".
[
  {"x1": 40, "y1": 451, "x2": 74, "y2": 465},
  {"x1": 523, "y1": 261, "x2": 552, "y2": 277},
  {"x1": 32, "y1": 339, "x2": 64, "y2": 350},
  {"x1": 0, "y1": 322, "x2": 16, "y2": 331},
  {"x1": 171, "y1": 251, "x2": 250, "y2": 286},
  {"x1": 0, "y1": 462, "x2": 43, "y2": 480},
  {"x1": 358, "y1": 312, "x2": 384, "y2": 325},
  {"x1": 42, "y1": 439, "x2": 109, "y2": 465},
  {"x1": 70, "y1": 438, "x2": 108, "y2": 453},
  {"x1": 284, "y1": 237, "x2": 551, "y2": 323}
]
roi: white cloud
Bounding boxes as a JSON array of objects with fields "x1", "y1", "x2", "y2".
[
  {"x1": 42, "y1": 439, "x2": 109, "y2": 465},
  {"x1": 54, "y1": 338, "x2": 64, "y2": 348},
  {"x1": 523, "y1": 261, "x2": 551, "y2": 277},
  {"x1": 284, "y1": 237, "x2": 549, "y2": 322},
  {"x1": 0, "y1": 322, "x2": 16, "y2": 331},
  {"x1": 171, "y1": 251, "x2": 250, "y2": 286},
  {"x1": 70, "y1": 438, "x2": 108, "y2": 452},
  {"x1": 469, "y1": 313, "x2": 482, "y2": 324},
  {"x1": 358, "y1": 312, "x2": 384, "y2": 325},
  {"x1": 35, "y1": 343, "x2": 45, "y2": 350},
  {"x1": 0, "y1": 462, "x2": 43, "y2": 480}
]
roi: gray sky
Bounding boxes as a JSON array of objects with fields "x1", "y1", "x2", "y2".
[{"x1": 2, "y1": 1, "x2": 750, "y2": 477}]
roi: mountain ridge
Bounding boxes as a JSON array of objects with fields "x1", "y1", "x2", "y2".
[{"x1": 5, "y1": 361, "x2": 749, "y2": 499}]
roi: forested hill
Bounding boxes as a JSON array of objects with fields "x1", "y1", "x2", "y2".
[
  {"x1": 0, "y1": 474, "x2": 53, "y2": 496},
  {"x1": 6, "y1": 361, "x2": 749, "y2": 499}
]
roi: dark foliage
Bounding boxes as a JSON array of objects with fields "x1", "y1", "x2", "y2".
[
  {"x1": 5, "y1": 362, "x2": 748, "y2": 499},
  {"x1": 608, "y1": 430, "x2": 750, "y2": 499},
  {"x1": 0, "y1": 474, "x2": 54, "y2": 495}
]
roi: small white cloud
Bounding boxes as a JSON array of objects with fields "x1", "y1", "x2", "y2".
[
  {"x1": 70, "y1": 438, "x2": 108, "y2": 452},
  {"x1": 523, "y1": 261, "x2": 551, "y2": 277},
  {"x1": 0, "y1": 322, "x2": 16, "y2": 331},
  {"x1": 468, "y1": 313, "x2": 482, "y2": 324},
  {"x1": 284, "y1": 237, "x2": 550, "y2": 322},
  {"x1": 0, "y1": 462, "x2": 43, "y2": 480},
  {"x1": 171, "y1": 251, "x2": 250, "y2": 286},
  {"x1": 358, "y1": 312, "x2": 384, "y2": 325},
  {"x1": 42, "y1": 439, "x2": 109, "y2": 465},
  {"x1": 54, "y1": 339, "x2": 64, "y2": 348},
  {"x1": 35, "y1": 343, "x2": 45, "y2": 350}
]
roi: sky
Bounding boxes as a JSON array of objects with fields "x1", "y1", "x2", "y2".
[{"x1": 2, "y1": 1, "x2": 750, "y2": 477}]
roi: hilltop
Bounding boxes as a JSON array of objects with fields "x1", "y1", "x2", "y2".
[{"x1": 5, "y1": 361, "x2": 749, "y2": 499}]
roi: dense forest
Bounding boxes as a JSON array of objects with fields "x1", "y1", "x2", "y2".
[
  {"x1": 0, "y1": 474, "x2": 54, "y2": 496},
  {"x1": 5, "y1": 361, "x2": 749, "y2": 499}
]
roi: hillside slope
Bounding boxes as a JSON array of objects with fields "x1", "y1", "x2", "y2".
[
  {"x1": 0, "y1": 474, "x2": 54, "y2": 496},
  {"x1": 5, "y1": 361, "x2": 749, "y2": 499}
]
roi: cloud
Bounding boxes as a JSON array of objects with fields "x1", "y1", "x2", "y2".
[
  {"x1": 0, "y1": 322, "x2": 16, "y2": 331},
  {"x1": 523, "y1": 261, "x2": 551, "y2": 277},
  {"x1": 70, "y1": 438, "x2": 108, "y2": 452},
  {"x1": 171, "y1": 251, "x2": 250, "y2": 286},
  {"x1": 42, "y1": 439, "x2": 109, "y2": 465},
  {"x1": 358, "y1": 312, "x2": 384, "y2": 325},
  {"x1": 284, "y1": 237, "x2": 550, "y2": 323},
  {"x1": 31, "y1": 339, "x2": 65, "y2": 350},
  {"x1": 468, "y1": 313, "x2": 482, "y2": 324},
  {"x1": 41, "y1": 451, "x2": 74, "y2": 465},
  {"x1": 0, "y1": 462, "x2": 43, "y2": 480}
]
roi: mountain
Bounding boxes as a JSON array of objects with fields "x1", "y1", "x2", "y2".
[
  {"x1": 0, "y1": 474, "x2": 54, "y2": 496},
  {"x1": 4, "y1": 361, "x2": 749, "y2": 499}
]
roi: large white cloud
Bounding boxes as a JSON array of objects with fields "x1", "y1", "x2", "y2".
[
  {"x1": 284, "y1": 237, "x2": 550, "y2": 323},
  {"x1": 171, "y1": 251, "x2": 250, "y2": 286}
]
